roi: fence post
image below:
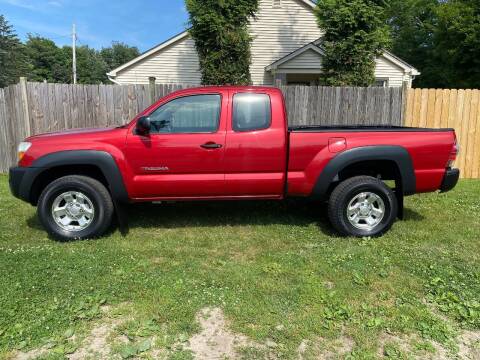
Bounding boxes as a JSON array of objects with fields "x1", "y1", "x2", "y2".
[
  {"x1": 19, "y1": 77, "x2": 31, "y2": 136},
  {"x1": 148, "y1": 77, "x2": 156, "y2": 104},
  {"x1": 401, "y1": 80, "x2": 410, "y2": 126}
]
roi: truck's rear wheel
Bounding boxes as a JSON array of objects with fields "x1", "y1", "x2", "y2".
[
  {"x1": 38, "y1": 175, "x2": 114, "y2": 241},
  {"x1": 328, "y1": 176, "x2": 397, "y2": 237}
]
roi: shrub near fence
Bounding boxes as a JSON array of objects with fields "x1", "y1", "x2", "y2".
[{"x1": 0, "y1": 81, "x2": 405, "y2": 173}]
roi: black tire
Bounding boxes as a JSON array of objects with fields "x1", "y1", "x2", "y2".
[
  {"x1": 328, "y1": 176, "x2": 398, "y2": 237},
  {"x1": 37, "y1": 175, "x2": 114, "y2": 241}
]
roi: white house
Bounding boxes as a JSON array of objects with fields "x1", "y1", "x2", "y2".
[{"x1": 107, "y1": 0, "x2": 420, "y2": 87}]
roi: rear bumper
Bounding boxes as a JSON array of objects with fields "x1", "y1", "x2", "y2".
[
  {"x1": 9, "y1": 166, "x2": 31, "y2": 203},
  {"x1": 440, "y1": 168, "x2": 460, "y2": 193}
]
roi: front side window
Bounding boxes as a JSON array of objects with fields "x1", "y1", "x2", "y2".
[
  {"x1": 233, "y1": 93, "x2": 271, "y2": 132},
  {"x1": 148, "y1": 94, "x2": 221, "y2": 134}
]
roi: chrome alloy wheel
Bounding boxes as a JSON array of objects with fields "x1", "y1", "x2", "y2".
[
  {"x1": 51, "y1": 191, "x2": 95, "y2": 232},
  {"x1": 346, "y1": 192, "x2": 385, "y2": 231}
]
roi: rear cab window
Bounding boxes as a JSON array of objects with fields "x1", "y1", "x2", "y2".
[{"x1": 232, "y1": 93, "x2": 271, "y2": 132}]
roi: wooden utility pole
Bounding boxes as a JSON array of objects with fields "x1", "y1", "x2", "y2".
[{"x1": 72, "y1": 23, "x2": 77, "y2": 84}]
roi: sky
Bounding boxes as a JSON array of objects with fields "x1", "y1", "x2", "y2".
[{"x1": 0, "y1": 0, "x2": 189, "y2": 52}]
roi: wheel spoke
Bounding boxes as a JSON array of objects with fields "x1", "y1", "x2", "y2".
[
  {"x1": 60, "y1": 216, "x2": 72, "y2": 226},
  {"x1": 367, "y1": 194, "x2": 379, "y2": 205},
  {"x1": 348, "y1": 202, "x2": 361, "y2": 212},
  {"x1": 82, "y1": 206, "x2": 94, "y2": 216},
  {"x1": 349, "y1": 213, "x2": 360, "y2": 223},
  {"x1": 357, "y1": 193, "x2": 367, "y2": 202},
  {"x1": 63, "y1": 193, "x2": 74, "y2": 203},
  {"x1": 371, "y1": 207, "x2": 383, "y2": 217},
  {"x1": 76, "y1": 194, "x2": 87, "y2": 204},
  {"x1": 78, "y1": 216, "x2": 88, "y2": 227},
  {"x1": 53, "y1": 208, "x2": 67, "y2": 217}
]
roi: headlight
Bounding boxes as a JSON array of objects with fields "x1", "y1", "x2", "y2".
[{"x1": 17, "y1": 142, "x2": 32, "y2": 161}]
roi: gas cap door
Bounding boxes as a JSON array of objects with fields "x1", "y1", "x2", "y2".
[{"x1": 328, "y1": 137, "x2": 347, "y2": 153}]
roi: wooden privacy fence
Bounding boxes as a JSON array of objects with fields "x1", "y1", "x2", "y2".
[
  {"x1": 405, "y1": 89, "x2": 480, "y2": 179},
  {"x1": 1, "y1": 81, "x2": 479, "y2": 179},
  {"x1": 279, "y1": 85, "x2": 404, "y2": 127},
  {"x1": 0, "y1": 81, "x2": 405, "y2": 173}
]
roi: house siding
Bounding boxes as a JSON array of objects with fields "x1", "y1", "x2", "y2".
[
  {"x1": 115, "y1": 36, "x2": 201, "y2": 85},
  {"x1": 278, "y1": 49, "x2": 323, "y2": 70},
  {"x1": 374, "y1": 57, "x2": 406, "y2": 87},
  {"x1": 249, "y1": 0, "x2": 323, "y2": 84}
]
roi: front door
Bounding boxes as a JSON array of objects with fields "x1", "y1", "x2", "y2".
[{"x1": 125, "y1": 92, "x2": 227, "y2": 199}]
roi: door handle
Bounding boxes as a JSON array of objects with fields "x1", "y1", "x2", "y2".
[{"x1": 201, "y1": 142, "x2": 223, "y2": 149}]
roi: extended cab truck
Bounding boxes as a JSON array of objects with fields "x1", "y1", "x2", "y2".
[{"x1": 9, "y1": 86, "x2": 460, "y2": 241}]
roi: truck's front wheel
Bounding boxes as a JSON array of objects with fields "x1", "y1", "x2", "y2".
[
  {"x1": 328, "y1": 176, "x2": 398, "y2": 237},
  {"x1": 38, "y1": 175, "x2": 114, "y2": 241}
]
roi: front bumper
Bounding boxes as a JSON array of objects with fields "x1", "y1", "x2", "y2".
[
  {"x1": 9, "y1": 166, "x2": 32, "y2": 203},
  {"x1": 440, "y1": 168, "x2": 460, "y2": 193}
]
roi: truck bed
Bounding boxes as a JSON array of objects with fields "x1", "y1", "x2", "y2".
[
  {"x1": 287, "y1": 126, "x2": 456, "y2": 196},
  {"x1": 289, "y1": 125, "x2": 455, "y2": 132}
]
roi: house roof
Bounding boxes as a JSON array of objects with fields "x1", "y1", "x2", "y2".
[
  {"x1": 107, "y1": 0, "x2": 318, "y2": 78},
  {"x1": 265, "y1": 41, "x2": 421, "y2": 76},
  {"x1": 265, "y1": 42, "x2": 324, "y2": 71}
]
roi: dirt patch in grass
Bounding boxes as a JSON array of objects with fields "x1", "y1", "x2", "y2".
[
  {"x1": 67, "y1": 319, "x2": 124, "y2": 360},
  {"x1": 457, "y1": 330, "x2": 480, "y2": 360},
  {"x1": 13, "y1": 317, "x2": 125, "y2": 360},
  {"x1": 378, "y1": 332, "x2": 449, "y2": 359},
  {"x1": 377, "y1": 329, "x2": 480, "y2": 359},
  {"x1": 297, "y1": 335, "x2": 355, "y2": 359},
  {"x1": 14, "y1": 347, "x2": 49, "y2": 360},
  {"x1": 185, "y1": 307, "x2": 261, "y2": 359}
]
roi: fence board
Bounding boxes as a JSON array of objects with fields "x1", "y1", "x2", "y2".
[
  {"x1": 0, "y1": 82, "x2": 439, "y2": 176},
  {"x1": 405, "y1": 88, "x2": 480, "y2": 179}
]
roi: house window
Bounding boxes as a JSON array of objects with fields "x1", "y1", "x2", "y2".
[
  {"x1": 273, "y1": 0, "x2": 282, "y2": 8},
  {"x1": 373, "y1": 79, "x2": 389, "y2": 87}
]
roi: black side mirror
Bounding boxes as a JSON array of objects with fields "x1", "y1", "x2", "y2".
[{"x1": 136, "y1": 116, "x2": 151, "y2": 135}]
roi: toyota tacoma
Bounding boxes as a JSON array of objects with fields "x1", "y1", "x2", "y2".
[{"x1": 9, "y1": 86, "x2": 460, "y2": 240}]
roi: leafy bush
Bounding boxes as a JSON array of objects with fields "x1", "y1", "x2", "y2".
[
  {"x1": 185, "y1": 0, "x2": 259, "y2": 85},
  {"x1": 315, "y1": 0, "x2": 390, "y2": 86}
]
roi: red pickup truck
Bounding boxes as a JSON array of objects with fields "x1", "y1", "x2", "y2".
[{"x1": 9, "y1": 86, "x2": 459, "y2": 241}]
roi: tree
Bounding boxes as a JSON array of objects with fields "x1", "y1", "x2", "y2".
[
  {"x1": 71, "y1": 45, "x2": 108, "y2": 84},
  {"x1": 386, "y1": 0, "x2": 480, "y2": 88},
  {"x1": 433, "y1": 0, "x2": 480, "y2": 88},
  {"x1": 185, "y1": 0, "x2": 259, "y2": 85},
  {"x1": 0, "y1": 15, "x2": 29, "y2": 88},
  {"x1": 386, "y1": 0, "x2": 438, "y2": 88},
  {"x1": 315, "y1": 0, "x2": 391, "y2": 86},
  {"x1": 100, "y1": 42, "x2": 140, "y2": 72},
  {"x1": 24, "y1": 35, "x2": 70, "y2": 83}
]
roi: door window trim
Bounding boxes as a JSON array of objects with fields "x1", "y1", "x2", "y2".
[
  {"x1": 144, "y1": 93, "x2": 223, "y2": 135},
  {"x1": 232, "y1": 92, "x2": 272, "y2": 133}
]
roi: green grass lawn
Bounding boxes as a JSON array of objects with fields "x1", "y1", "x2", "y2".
[{"x1": 0, "y1": 175, "x2": 479, "y2": 359}]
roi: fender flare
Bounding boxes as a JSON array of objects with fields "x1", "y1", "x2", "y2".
[
  {"x1": 20, "y1": 150, "x2": 129, "y2": 204},
  {"x1": 312, "y1": 146, "x2": 416, "y2": 200}
]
